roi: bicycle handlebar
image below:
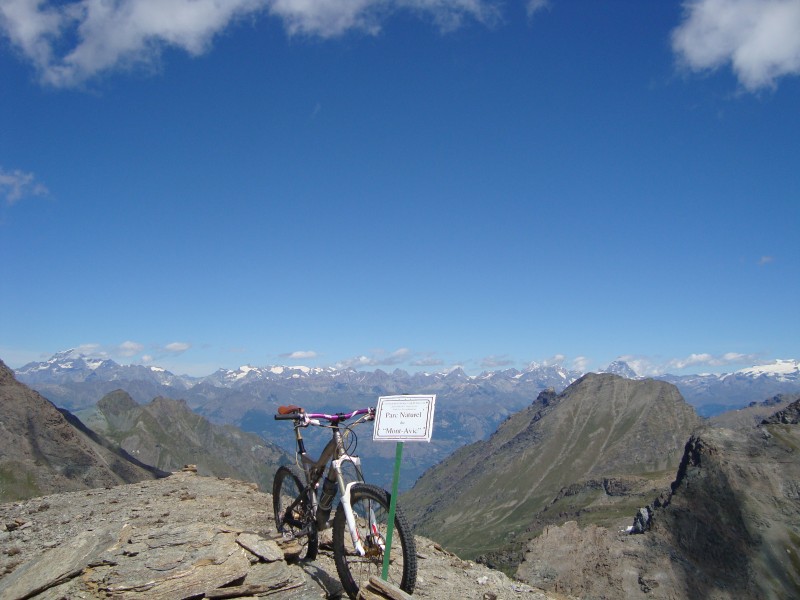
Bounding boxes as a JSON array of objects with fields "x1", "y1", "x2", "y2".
[{"x1": 273, "y1": 406, "x2": 374, "y2": 425}]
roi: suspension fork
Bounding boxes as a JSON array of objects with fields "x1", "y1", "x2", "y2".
[{"x1": 333, "y1": 454, "x2": 369, "y2": 556}]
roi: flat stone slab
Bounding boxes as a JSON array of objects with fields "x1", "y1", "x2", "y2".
[
  {"x1": 236, "y1": 532, "x2": 284, "y2": 562},
  {"x1": 0, "y1": 527, "x2": 116, "y2": 600}
]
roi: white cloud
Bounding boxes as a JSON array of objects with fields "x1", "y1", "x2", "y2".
[
  {"x1": 269, "y1": 0, "x2": 381, "y2": 36},
  {"x1": 664, "y1": 351, "x2": 762, "y2": 371},
  {"x1": 666, "y1": 352, "x2": 716, "y2": 370},
  {"x1": 542, "y1": 353, "x2": 566, "y2": 366},
  {"x1": 163, "y1": 341, "x2": 191, "y2": 354},
  {"x1": 117, "y1": 340, "x2": 144, "y2": 356},
  {"x1": 0, "y1": 0, "x2": 498, "y2": 87},
  {"x1": 284, "y1": 350, "x2": 318, "y2": 359},
  {"x1": 571, "y1": 355, "x2": 589, "y2": 372},
  {"x1": 660, "y1": 352, "x2": 759, "y2": 373},
  {"x1": 526, "y1": 0, "x2": 549, "y2": 19},
  {"x1": 0, "y1": 167, "x2": 49, "y2": 204},
  {"x1": 72, "y1": 343, "x2": 106, "y2": 358},
  {"x1": 480, "y1": 354, "x2": 515, "y2": 369},
  {"x1": 410, "y1": 355, "x2": 444, "y2": 368},
  {"x1": 0, "y1": 0, "x2": 64, "y2": 69},
  {"x1": 618, "y1": 351, "x2": 762, "y2": 375},
  {"x1": 672, "y1": 0, "x2": 800, "y2": 91},
  {"x1": 614, "y1": 355, "x2": 657, "y2": 377},
  {"x1": 335, "y1": 347, "x2": 412, "y2": 369}
]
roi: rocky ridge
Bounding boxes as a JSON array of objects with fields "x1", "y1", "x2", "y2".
[
  {"x1": 0, "y1": 470, "x2": 566, "y2": 600},
  {"x1": 0, "y1": 360, "x2": 163, "y2": 503},
  {"x1": 761, "y1": 397, "x2": 800, "y2": 424},
  {"x1": 517, "y1": 400, "x2": 800, "y2": 599},
  {"x1": 78, "y1": 390, "x2": 292, "y2": 491},
  {"x1": 707, "y1": 393, "x2": 798, "y2": 430}
]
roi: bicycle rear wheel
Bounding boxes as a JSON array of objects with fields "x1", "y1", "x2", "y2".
[
  {"x1": 332, "y1": 483, "x2": 417, "y2": 599},
  {"x1": 273, "y1": 466, "x2": 318, "y2": 560}
]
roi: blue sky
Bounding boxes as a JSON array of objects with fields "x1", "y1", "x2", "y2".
[{"x1": 1, "y1": 0, "x2": 798, "y2": 377}]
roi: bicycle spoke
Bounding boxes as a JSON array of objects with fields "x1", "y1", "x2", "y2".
[{"x1": 333, "y1": 484, "x2": 416, "y2": 599}]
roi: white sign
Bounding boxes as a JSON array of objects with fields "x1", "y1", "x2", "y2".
[{"x1": 373, "y1": 395, "x2": 436, "y2": 442}]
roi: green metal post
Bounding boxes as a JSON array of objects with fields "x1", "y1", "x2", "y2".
[{"x1": 381, "y1": 441, "x2": 403, "y2": 580}]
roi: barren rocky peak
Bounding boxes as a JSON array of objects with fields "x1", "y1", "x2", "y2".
[
  {"x1": 0, "y1": 361, "x2": 161, "y2": 502},
  {"x1": 517, "y1": 413, "x2": 800, "y2": 599},
  {"x1": 761, "y1": 396, "x2": 800, "y2": 424},
  {"x1": 0, "y1": 471, "x2": 567, "y2": 600}
]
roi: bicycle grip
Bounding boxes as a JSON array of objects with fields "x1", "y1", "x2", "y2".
[{"x1": 274, "y1": 413, "x2": 304, "y2": 420}]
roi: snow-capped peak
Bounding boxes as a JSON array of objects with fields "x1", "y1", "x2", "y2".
[
  {"x1": 736, "y1": 359, "x2": 799, "y2": 379},
  {"x1": 602, "y1": 360, "x2": 639, "y2": 379}
]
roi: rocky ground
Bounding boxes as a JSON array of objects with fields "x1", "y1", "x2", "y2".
[{"x1": 0, "y1": 470, "x2": 568, "y2": 600}]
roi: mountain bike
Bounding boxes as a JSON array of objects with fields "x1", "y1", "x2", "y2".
[{"x1": 272, "y1": 404, "x2": 417, "y2": 599}]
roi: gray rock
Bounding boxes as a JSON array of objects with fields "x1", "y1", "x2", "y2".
[
  {"x1": 630, "y1": 507, "x2": 651, "y2": 534},
  {"x1": 0, "y1": 527, "x2": 116, "y2": 599},
  {"x1": 0, "y1": 471, "x2": 560, "y2": 600},
  {"x1": 237, "y1": 532, "x2": 284, "y2": 562},
  {"x1": 761, "y1": 397, "x2": 800, "y2": 425}
]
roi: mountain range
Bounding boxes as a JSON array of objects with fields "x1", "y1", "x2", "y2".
[
  {"x1": 16, "y1": 350, "x2": 800, "y2": 413},
  {"x1": 5, "y1": 351, "x2": 800, "y2": 598},
  {"x1": 13, "y1": 351, "x2": 800, "y2": 490},
  {"x1": 14, "y1": 350, "x2": 586, "y2": 490}
]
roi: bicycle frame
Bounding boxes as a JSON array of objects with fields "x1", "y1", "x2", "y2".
[{"x1": 283, "y1": 409, "x2": 373, "y2": 555}]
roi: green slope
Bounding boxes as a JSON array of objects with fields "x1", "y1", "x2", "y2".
[
  {"x1": 79, "y1": 390, "x2": 292, "y2": 491},
  {"x1": 401, "y1": 374, "x2": 700, "y2": 561}
]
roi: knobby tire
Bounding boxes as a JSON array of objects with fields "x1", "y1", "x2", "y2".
[
  {"x1": 272, "y1": 465, "x2": 319, "y2": 561},
  {"x1": 332, "y1": 483, "x2": 417, "y2": 599}
]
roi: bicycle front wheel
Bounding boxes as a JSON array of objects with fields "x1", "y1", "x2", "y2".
[
  {"x1": 332, "y1": 483, "x2": 417, "y2": 599},
  {"x1": 273, "y1": 466, "x2": 318, "y2": 560}
]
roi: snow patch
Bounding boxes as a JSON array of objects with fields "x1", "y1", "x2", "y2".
[{"x1": 737, "y1": 359, "x2": 799, "y2": 378}]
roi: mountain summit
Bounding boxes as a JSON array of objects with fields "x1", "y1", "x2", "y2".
[
  {"x1": 402, "y1": 373, "x2": 701, "y2": 562},
  {"x1": 602, "y1": 360, "x2": 638, "y2": 378}
]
